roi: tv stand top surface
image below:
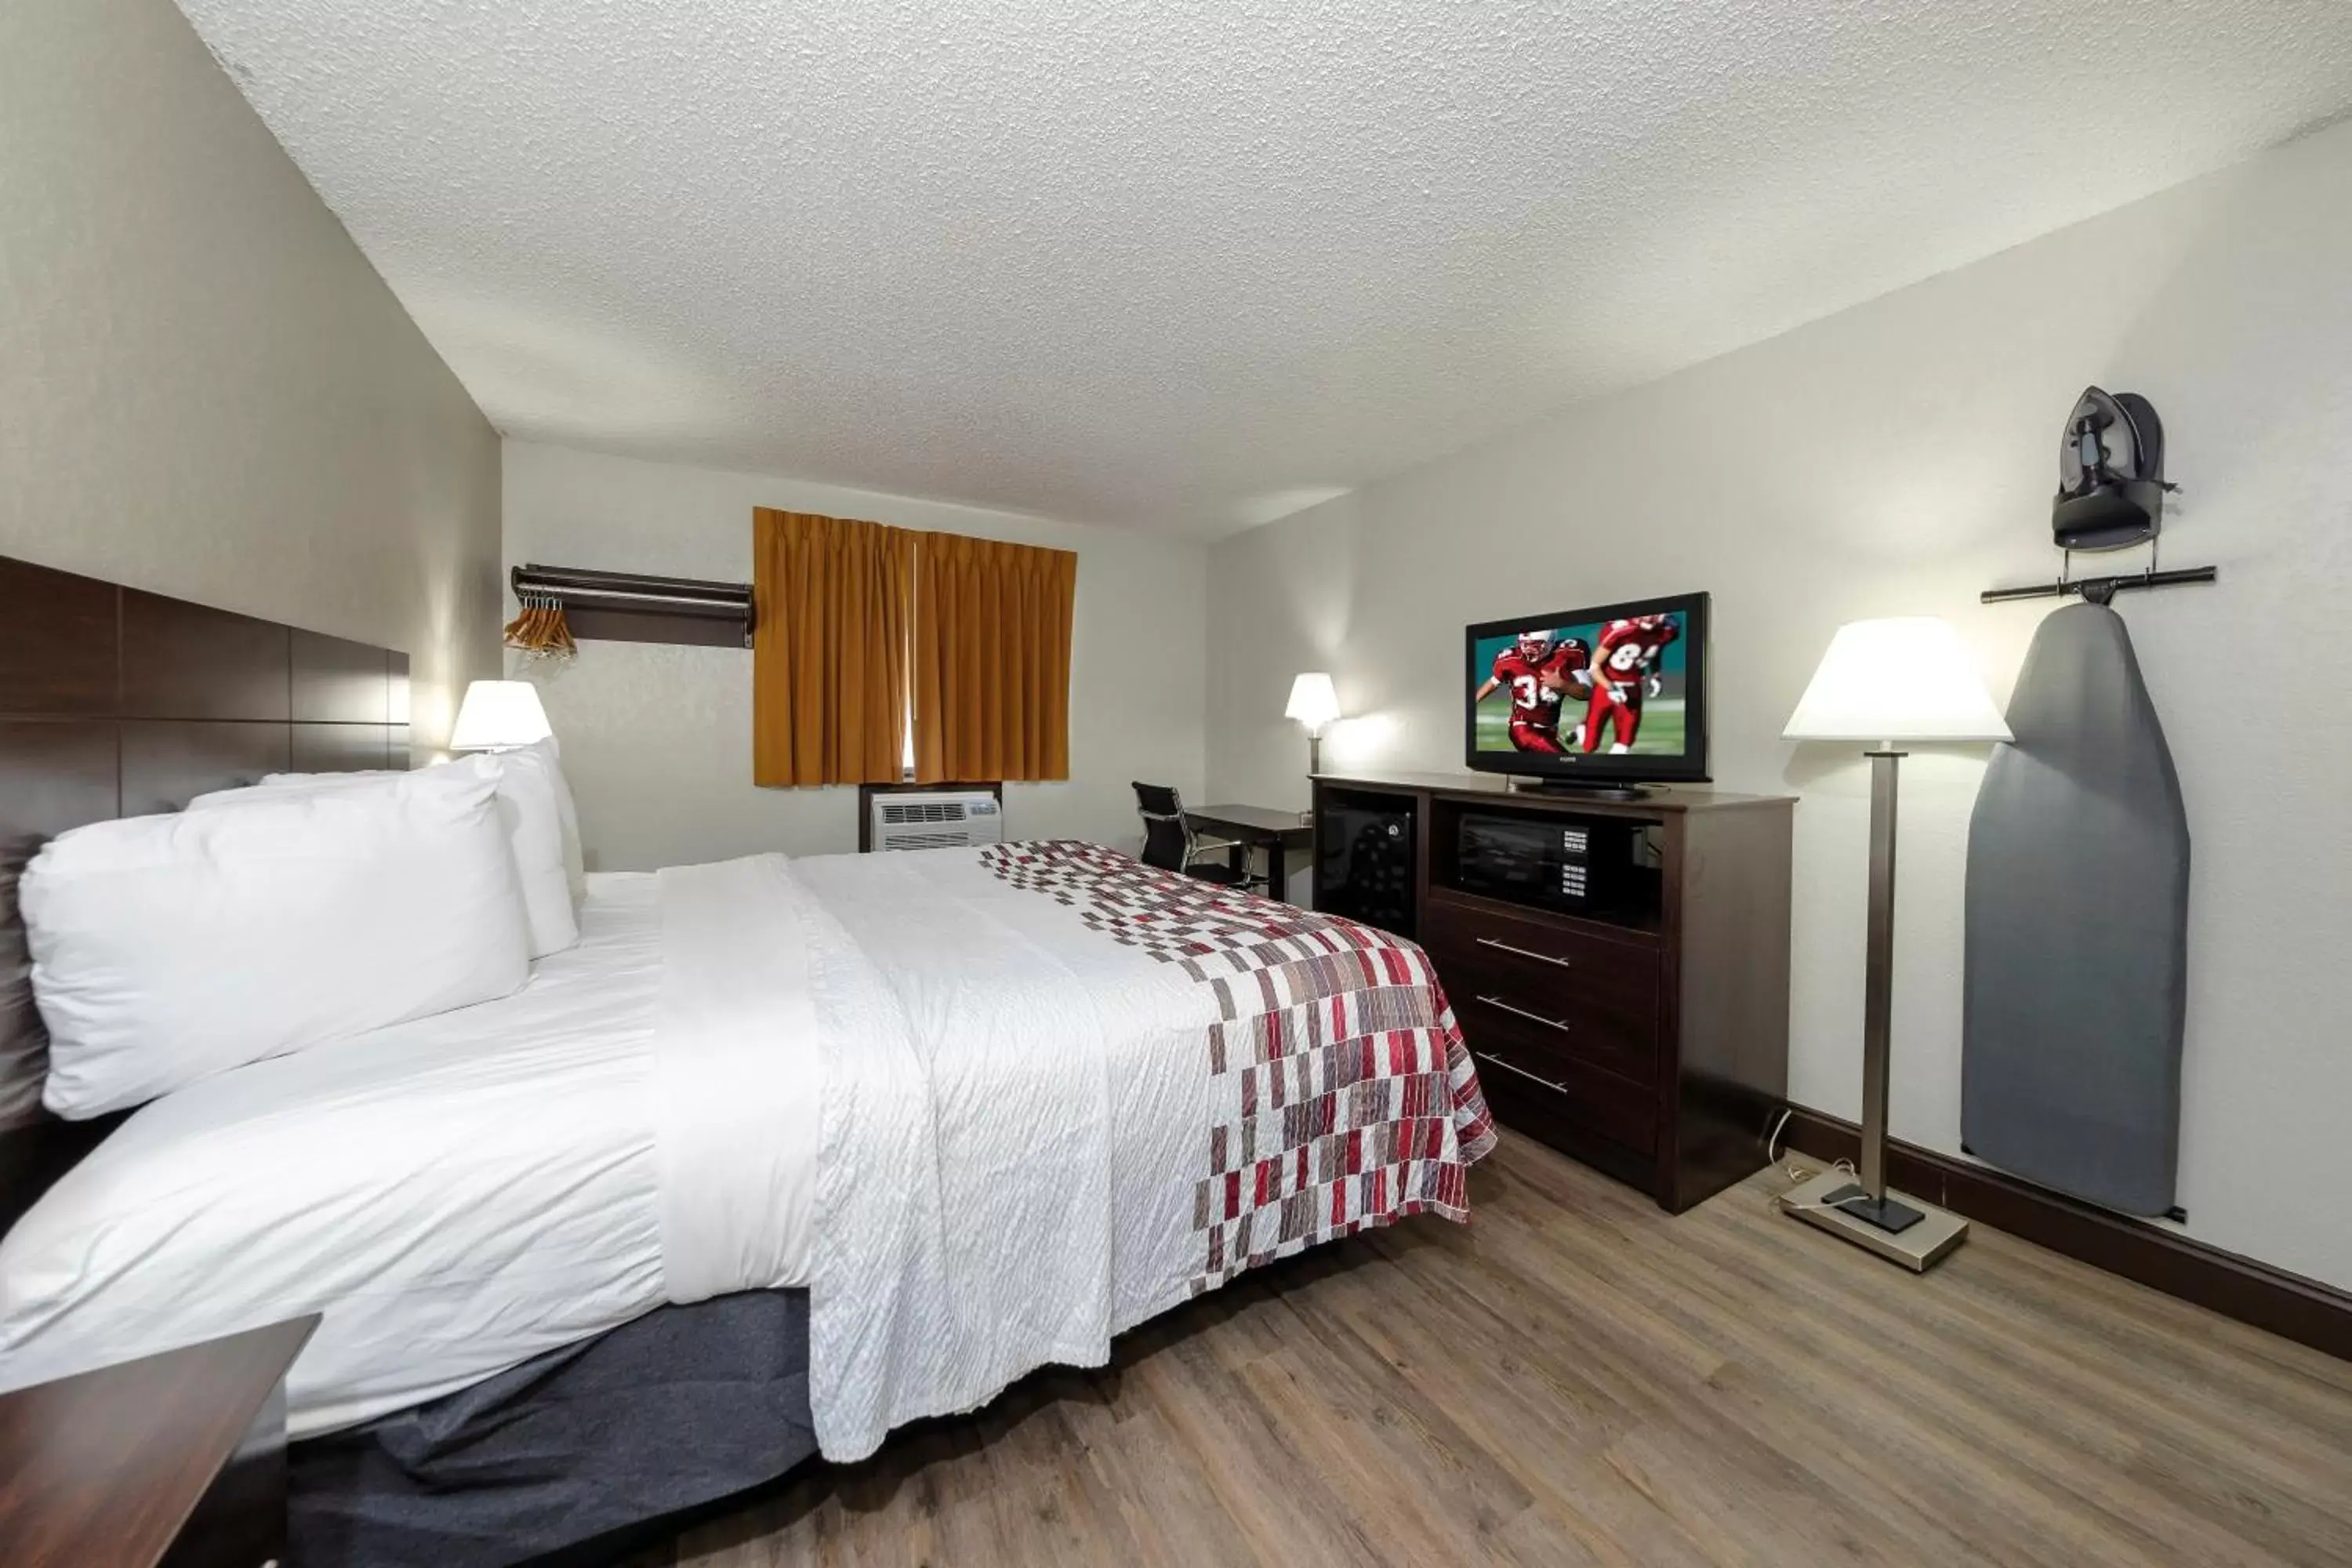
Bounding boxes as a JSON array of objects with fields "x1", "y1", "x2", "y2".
[{"x1": 1311, "y1": 768, "x2": 1793, "y2": 815}]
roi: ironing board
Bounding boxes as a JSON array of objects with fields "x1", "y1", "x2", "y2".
[{"x1": 1962, "y1": 601, "x2": 2190, "y2": 1217}]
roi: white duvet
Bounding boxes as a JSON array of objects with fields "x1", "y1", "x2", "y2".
[
  {"x1": 789, "y1": 849, "x2": 1218, "y2": 1460},
  {"x1": 0, "y1": 873, "x2": 701, "y2": 1434},
  {"x1": 0, "y1": 848, "x2": 1218, "y2": 1457}
]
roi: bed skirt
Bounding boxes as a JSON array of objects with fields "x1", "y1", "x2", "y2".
[{"x1": 289, "y1": 1289, "x2": 815, "y2": 1568}]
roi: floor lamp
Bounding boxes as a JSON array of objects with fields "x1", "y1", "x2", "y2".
[{"x1": 1779, "y1": 618, "x2": 2012, "y2": 1272}]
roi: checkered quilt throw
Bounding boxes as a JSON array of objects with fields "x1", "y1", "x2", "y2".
[{"x1": 981, "y1": 839, "x2": 1496, "y2": 1294}]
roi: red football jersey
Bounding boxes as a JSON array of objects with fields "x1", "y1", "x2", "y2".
[
  {"x1": 1490, "y1": 641, "x2": 1588, "y2": 724},
  {"x1": 1592, "y1": 618, "x2": 1678, "y2": 690}
]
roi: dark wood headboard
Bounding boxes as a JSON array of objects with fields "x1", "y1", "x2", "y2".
[{"x1": 0, "y1": 553, "x2": 410, "y2": 1228}]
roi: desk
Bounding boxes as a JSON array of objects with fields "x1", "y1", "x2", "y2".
[{"x1": 1185, "y1": 803, "x2": 1314, "y2": 902}]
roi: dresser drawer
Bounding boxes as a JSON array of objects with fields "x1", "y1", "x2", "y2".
[
  {"x1": 1464, "y1": 1033, "x2": 1658, "y2": 1156},
  {"x1": 1422, "y1": 895, "x2": 1661, "y2": 1015},
  {"x1": 1423, "y1": 897, "x2": 1661, "y2": 1077},
  {"x1": 1450, "y1": 961, "x2": 1659, "y2": 1084}
]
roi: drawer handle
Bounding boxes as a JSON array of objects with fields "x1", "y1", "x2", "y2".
[
  {"x1": 1475, "y1": 937, "x2": 1573, "y2": 970},
  {"x1": 1472, "y1": 1050, "x2": 1569, "y2": 1094},
  {"x1": 1476, "y1": 994, "x2": 1573, "y2": 1033}
]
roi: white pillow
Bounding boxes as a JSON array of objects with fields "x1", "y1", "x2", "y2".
[
  {"x1": 217, "y1": 742, "x2": 580, "y2": 959},
  {"x1": 24, "y1": 766, "x2": 531, "y2": 1119},
  {"x1": 533, "y1": 737, "x2": 588, "y2": 904},
  {"x1": 499, "y1": 739, "x2": 585, "y2": 935}
]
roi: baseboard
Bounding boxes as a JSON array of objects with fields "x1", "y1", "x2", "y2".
[{"x1": 1778, "y1": 1106, "x2": 2352, "y2": 1364}]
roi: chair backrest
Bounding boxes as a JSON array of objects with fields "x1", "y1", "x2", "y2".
[{"x1": 1132, "y1": 781, "x2": 1192, "y2": 872}]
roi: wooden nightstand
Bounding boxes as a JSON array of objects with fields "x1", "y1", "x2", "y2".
[{"x1": 0, "y1": 1316, "x2": 318, "y2": 1568}]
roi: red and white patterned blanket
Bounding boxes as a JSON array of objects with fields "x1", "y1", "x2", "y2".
[{"x1": 980, "y1": 839, "x2": 1496, "y2": 1294}]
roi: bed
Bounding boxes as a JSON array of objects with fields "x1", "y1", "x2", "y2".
[{"x1": 0, "y1": 556, "x2": 1494, "y2": 1566}]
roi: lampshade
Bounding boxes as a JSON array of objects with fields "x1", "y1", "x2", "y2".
[
  {"x1": 449, "y1": 680, "x2": 554, "y2": 750},
  {"x1": 1783, "y1": 618, "x2": 2012, "y2": 743},
  {"x1": 1284, "y1": 672, "x2": 1341, "y2": 733}
]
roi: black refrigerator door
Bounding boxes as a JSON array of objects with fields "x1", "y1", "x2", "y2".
[{"x1": 1319, "y1": 807, "x2": 1415, "y2": 938}]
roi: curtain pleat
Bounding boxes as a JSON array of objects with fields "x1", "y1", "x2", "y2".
[
  {"x1": 912, "y1": 532, "x2": 1075, "y2": 783},
  {"x1": 751, "y1": 508, "x2": 912, "y2": 786}
]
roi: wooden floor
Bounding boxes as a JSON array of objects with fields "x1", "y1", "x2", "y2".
[{"x1": 633, "y1": 1134, "x2": 2352, "y2": 1567}]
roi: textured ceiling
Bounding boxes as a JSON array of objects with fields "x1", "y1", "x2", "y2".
[{"x1": 177, "y1": 1, "x2": 2352, "y2": 537}]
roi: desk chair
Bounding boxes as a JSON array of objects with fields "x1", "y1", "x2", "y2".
[{"x1": 1132, "y1": 782, "x2": 1267, "y2": 891}]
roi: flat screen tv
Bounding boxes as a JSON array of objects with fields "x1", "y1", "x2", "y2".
[{"x1": 1465, "y1": 591, "x2": 1710, "y2": 789}]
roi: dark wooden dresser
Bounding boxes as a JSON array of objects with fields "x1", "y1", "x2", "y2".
[
  {"x1": 1313, "y1": 771, "x2": 1792, "y2": 1213},
  {"x1": 0, "y1": 1316, "x2": 318, "y2": 1568}
]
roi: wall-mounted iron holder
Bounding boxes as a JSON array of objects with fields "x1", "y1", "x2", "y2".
[
  {"x1": 1992, "y1": 387, "x2": 2213, "y2": 607},
  {"x1": 510, "y1": 563, "x2": 753, "y2": 648},
  {"x1": 1981, "y1": 563, "x2": 2216, "y2": 607}
]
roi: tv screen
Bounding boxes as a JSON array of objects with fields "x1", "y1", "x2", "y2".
[{"x1": 1465, "y1": 591, "x2": 1710, "y2": 785}]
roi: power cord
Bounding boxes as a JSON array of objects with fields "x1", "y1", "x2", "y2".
[
  {"x1": 1777, "y1": 1159, "x2": 1866, "y2": 1214},
  {"x1": 1762, "y1": 1105, "x2": 1863, "y2": 1213},
  {"x1": 1766, "y1": 1106, "x2": 1822, "y2": 1181}
]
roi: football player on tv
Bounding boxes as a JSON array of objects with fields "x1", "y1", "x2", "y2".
[
  {"x1": 1477, "y1": 630, "x2": 1592, "y2": 753},
  {"x1": 1582, "y1": 613, "x2": 1679, "y2": 753}
]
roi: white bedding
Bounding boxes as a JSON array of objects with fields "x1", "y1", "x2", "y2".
[
  {"x1": 0, "y1": 845, "x2": 1475, "y2": 1462},
  {"x1": 789, "y1": 849, "x2": 1218, "y2": 1460},
  {"x1": 650, "y1": 855, "x2": 824, "y2": 1305},
  {"x1": 0, "y1": 847, "x2": 1201, "y2": 1449},
  {"x1": 0, "y1": 871, "x2": 813, "y2": 1436}
]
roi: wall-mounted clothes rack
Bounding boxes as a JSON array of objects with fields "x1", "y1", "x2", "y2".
[
  {"x1": 1981, "y1": 564, "x2": 2217, "y2": 607},
  {"x1": 510, "y1": 563, "x2": 754, "y2": 648}
]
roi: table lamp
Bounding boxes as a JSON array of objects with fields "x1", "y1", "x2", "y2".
[
  {"x1": 449, "y1": 680, "x2": 553, "y2": 752},
  {"x1": 1285, "y1": 673, "x2": 1341, "y2": 775},
  {"x1": 1780, "y1": 618, "x2": 2011, "y2": 1271}
]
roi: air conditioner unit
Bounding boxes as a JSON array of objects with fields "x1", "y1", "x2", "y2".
[{"x1": 869, "y1": 790, "x2": 1004, "y2": 852}]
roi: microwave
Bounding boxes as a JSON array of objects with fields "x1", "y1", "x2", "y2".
[{"x1": 1454, "y1": 811, "x2": 1631, "y2": 913}]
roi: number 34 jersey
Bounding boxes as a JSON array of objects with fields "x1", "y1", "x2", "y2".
[{"x1": 1490, "y1": 641, "x2": 1589, "y2": 726}]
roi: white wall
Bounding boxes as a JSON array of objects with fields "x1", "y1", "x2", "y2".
[
  {"x1": 1207, "y1": 122, "x2": 2352, "y2": 1291},
  {"x1": 0, "y1": 0, "x2": 501, "y2": 742},
  {"x1": 503, "y1": 441, "x2": 1207, "y2": 869}
]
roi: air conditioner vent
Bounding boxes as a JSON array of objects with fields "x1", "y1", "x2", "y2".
[
  {"x1": 881, "y1": 800, "x2": 967, "y2": 825},
  {"x1": 868, "y1": 789, "x2": 1004, "y2": 852},
  {"x1": 886, "y1": 829, "x2": 978, "y2": 851}
]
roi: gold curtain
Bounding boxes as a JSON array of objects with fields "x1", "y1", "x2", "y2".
[
  {"x1": 911, "y1": 532, "x2": 1076, "y2": 783},
  {"x1": 751, "y1": 508, "x2": 913, "y2": 786}
]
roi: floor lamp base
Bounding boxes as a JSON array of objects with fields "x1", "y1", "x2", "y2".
[{"x1": 1780, "y1": 1167, "x2": 1970, "y2": 1273}]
